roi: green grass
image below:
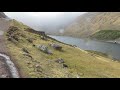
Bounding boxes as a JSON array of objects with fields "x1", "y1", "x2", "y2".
[
  {"x1": 10, "y1": 19, "x2": 30, "y2": 30},
  {"x1": 4, "y1": 20, "x2": 120, "y2": 78},
  {"x1": 86, "y1": 50, "x2": 108, "y2": 57},
  {"x1": 90, "y1": 30, "x2": 120, "y2": 40}
]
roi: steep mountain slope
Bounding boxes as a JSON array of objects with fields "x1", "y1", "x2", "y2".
[
  {"x1": 63, "y1": 12, "x2": 120, "y2": 38},
  {"x1": 1, "y1": 12, "x2": 120, "y2": 78},
  {"x1": 5, "y1": 12, "x2": 85, "y2": 35},
  {"x1": 4, "y1": 18, "x2": 120, "y2": 78}
]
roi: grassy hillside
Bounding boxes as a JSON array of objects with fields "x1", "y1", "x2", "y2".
[
  {"x1": 63, "y1": 12, "x2": 120, "y2": 38},
  {"x1": 90, "y1": 30, "x2": 120, "y2": 40},
  {"x1": 4, "y1": 19, "x2": 120, "y2": 78}
]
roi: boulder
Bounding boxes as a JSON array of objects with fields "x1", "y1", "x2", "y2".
[
  {"x1": 63, "y1": 64, "x2": 68, "y2": 68},
  {"x1": 50, "y1": 43, "x2": 62, "y2": 51},
  {"x1": 35, "y1": 64, "x2": 40, "y2": 68},
  {"x1": 23, "y1": 53, "x2": 33, "y2": 60},
  {"x1": 7, "y1": 26, "x2": 20, "y2": 42},
  {"x1": 22, "y1": 48, "x2": 29, "y2": 53},
  {"x1": 38, "y1": 45, "x2": 48, "y2": 52},
  {"x1": 55, "y1": 58, "x2": 64, "y2": 64},
  {"x1": 7, "y1": 37, "x2": 12, "y2": 41},
  {"x1": 72, "y1": 45, "x2": 77, "y2": 48},
  {"x1": 27, "y1": 38, "x2": 33, "y2": 43},
  {"x1": 12, "y1": 35, "x2": 19, "y2": 41},
  {"x1": 32, "y1": 44, "x2": 36, "y2": 47},
  {"x1": 40, "y1": 36, "x2": 47, "y2": 40},
  {"x1": 38, "y1": 45, "x2": 53, "y2": 54},
  {"x1": 47, "y1": 50, "x2": 53, "y2": 55},
  {"x1": 26, "y1": 61, "x2": 31, "y2": 65},
  {"x1": 34, "y1": 64, "x2": 43, "y2": 72}
]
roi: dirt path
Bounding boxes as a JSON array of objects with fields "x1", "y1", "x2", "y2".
[{"x1": 0, "y1": 18, "x2": 10, "y2": 53}]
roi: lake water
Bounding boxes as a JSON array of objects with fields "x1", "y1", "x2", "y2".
[{"x1": 49, "y1": 35, "x2": 120, "y2": 60}]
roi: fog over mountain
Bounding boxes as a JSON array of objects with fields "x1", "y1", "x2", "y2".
[{"x1": 5, "y1": 12, "x2": 86, "y2": 34}]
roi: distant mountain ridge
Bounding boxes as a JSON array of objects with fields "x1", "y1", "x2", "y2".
[
  {"x1": 63, "y1": 12, "x2": 120, "y2": 38},
  {"x1": 5, "y1": 12, "x2": 85, "y2": 35}
]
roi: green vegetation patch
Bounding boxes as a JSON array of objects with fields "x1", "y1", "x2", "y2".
[{"x1": 91, "y1": 30, "x2": 120, "y2": 40}]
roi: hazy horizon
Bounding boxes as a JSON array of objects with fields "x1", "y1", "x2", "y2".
[{"x1": 4, "y1": 12, "x2": 87, "y2": 34}]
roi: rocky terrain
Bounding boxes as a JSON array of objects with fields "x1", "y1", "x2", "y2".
[{"x1": 63, "y1": 12, "x2": 120, "y2": 39}]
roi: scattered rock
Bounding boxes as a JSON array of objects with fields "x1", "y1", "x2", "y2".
[
  {"x1": 34, "y1": 64, "x2": 43, "y2": 72},
  {"x1": 50, "y1": 43, "x2": 62, "y2": 51},
  {"x1": 7, "y1": 35, "x2": 19, "y2": 42},
  {"x1": 55, "y1": 58, "x2": 65, "y2": 64},
  {"x1": 76, "y1": 75, "x2": 80, "y2": 78},
  {"x1": 23, "y1": 53, "x2": 33, "y2": 60},
  {"x1": 26, "y1": 61, "x2": 31, "y2": 65},
  {"x1": 47, "y1": 50, "x2": 53, "y2": 55},
  {"x1": 40, "y1": 36, "x2": 47, "y2": 40},
  {"x1": 25, "y1": 28, "x2": 45, "y2": 36},
  {"x1": 8, "y1": 26, "x2": 18, "y2": 34},
  {"x1": 22, "y1": 48, "x2": 29, "y2": 53},
  {"x1": 27, "y1": 38, "x2": 33, "y2": 43},
  {"x1": 35, "y1": 64, "x2": 40, "y2": 68},
  {"x1": 6, "y1": 26, "x2": 20, "y2": 42},
  {"x1": 37, "y1": 45, "x2": 53, "y2": 55},
  {"x1": 20, "y1": 34, "x2": 26, "y2": 38},
  {"x1": 79, "y1": 73, "x2": 84, "y2": 76},
  {"x1": 38, "y1": 45, "x2": 47, "y2": 53},
  {"x1": 32, "y1": 44, "x2": 36, "y2": 47},
  {"x1": 7, "y1": 37, "x2": 12, "y2": 41},
  {"x1": 12, "y1": 35, "x2": 19, "y2": 41},
  {"x1": 63, "y1": 64, "x2": 68, "y2": 68},
  {"x1": 72, "y1": 45, "x2": 77, "y2": 48}
]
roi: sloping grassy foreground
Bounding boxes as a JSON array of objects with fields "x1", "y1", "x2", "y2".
[{"x1": 4, "y1": 20, "x2": 120, "y2": 78}]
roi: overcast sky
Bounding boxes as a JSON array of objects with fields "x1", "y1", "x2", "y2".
[
  {"x1": 4, "y1": 12, "x2": 87, "y2": 33},
  {"x1": 5, "y1": 12, "x2": 86, "y2": 19}
]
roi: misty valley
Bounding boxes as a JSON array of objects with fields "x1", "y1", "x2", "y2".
[{"x1": 0, "y1": 12, "x2": 120, "y2": 78}]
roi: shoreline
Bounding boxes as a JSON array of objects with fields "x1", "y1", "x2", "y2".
[
  {"x1": 49, "y1": 35, "x2": 120, "y2": 45},
  {"x1": 48, "y1": 35, "x2": 120, "y2": 61},
  {"x1": 106, "y1": 40, "x2": 120, "y2": 44}
]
